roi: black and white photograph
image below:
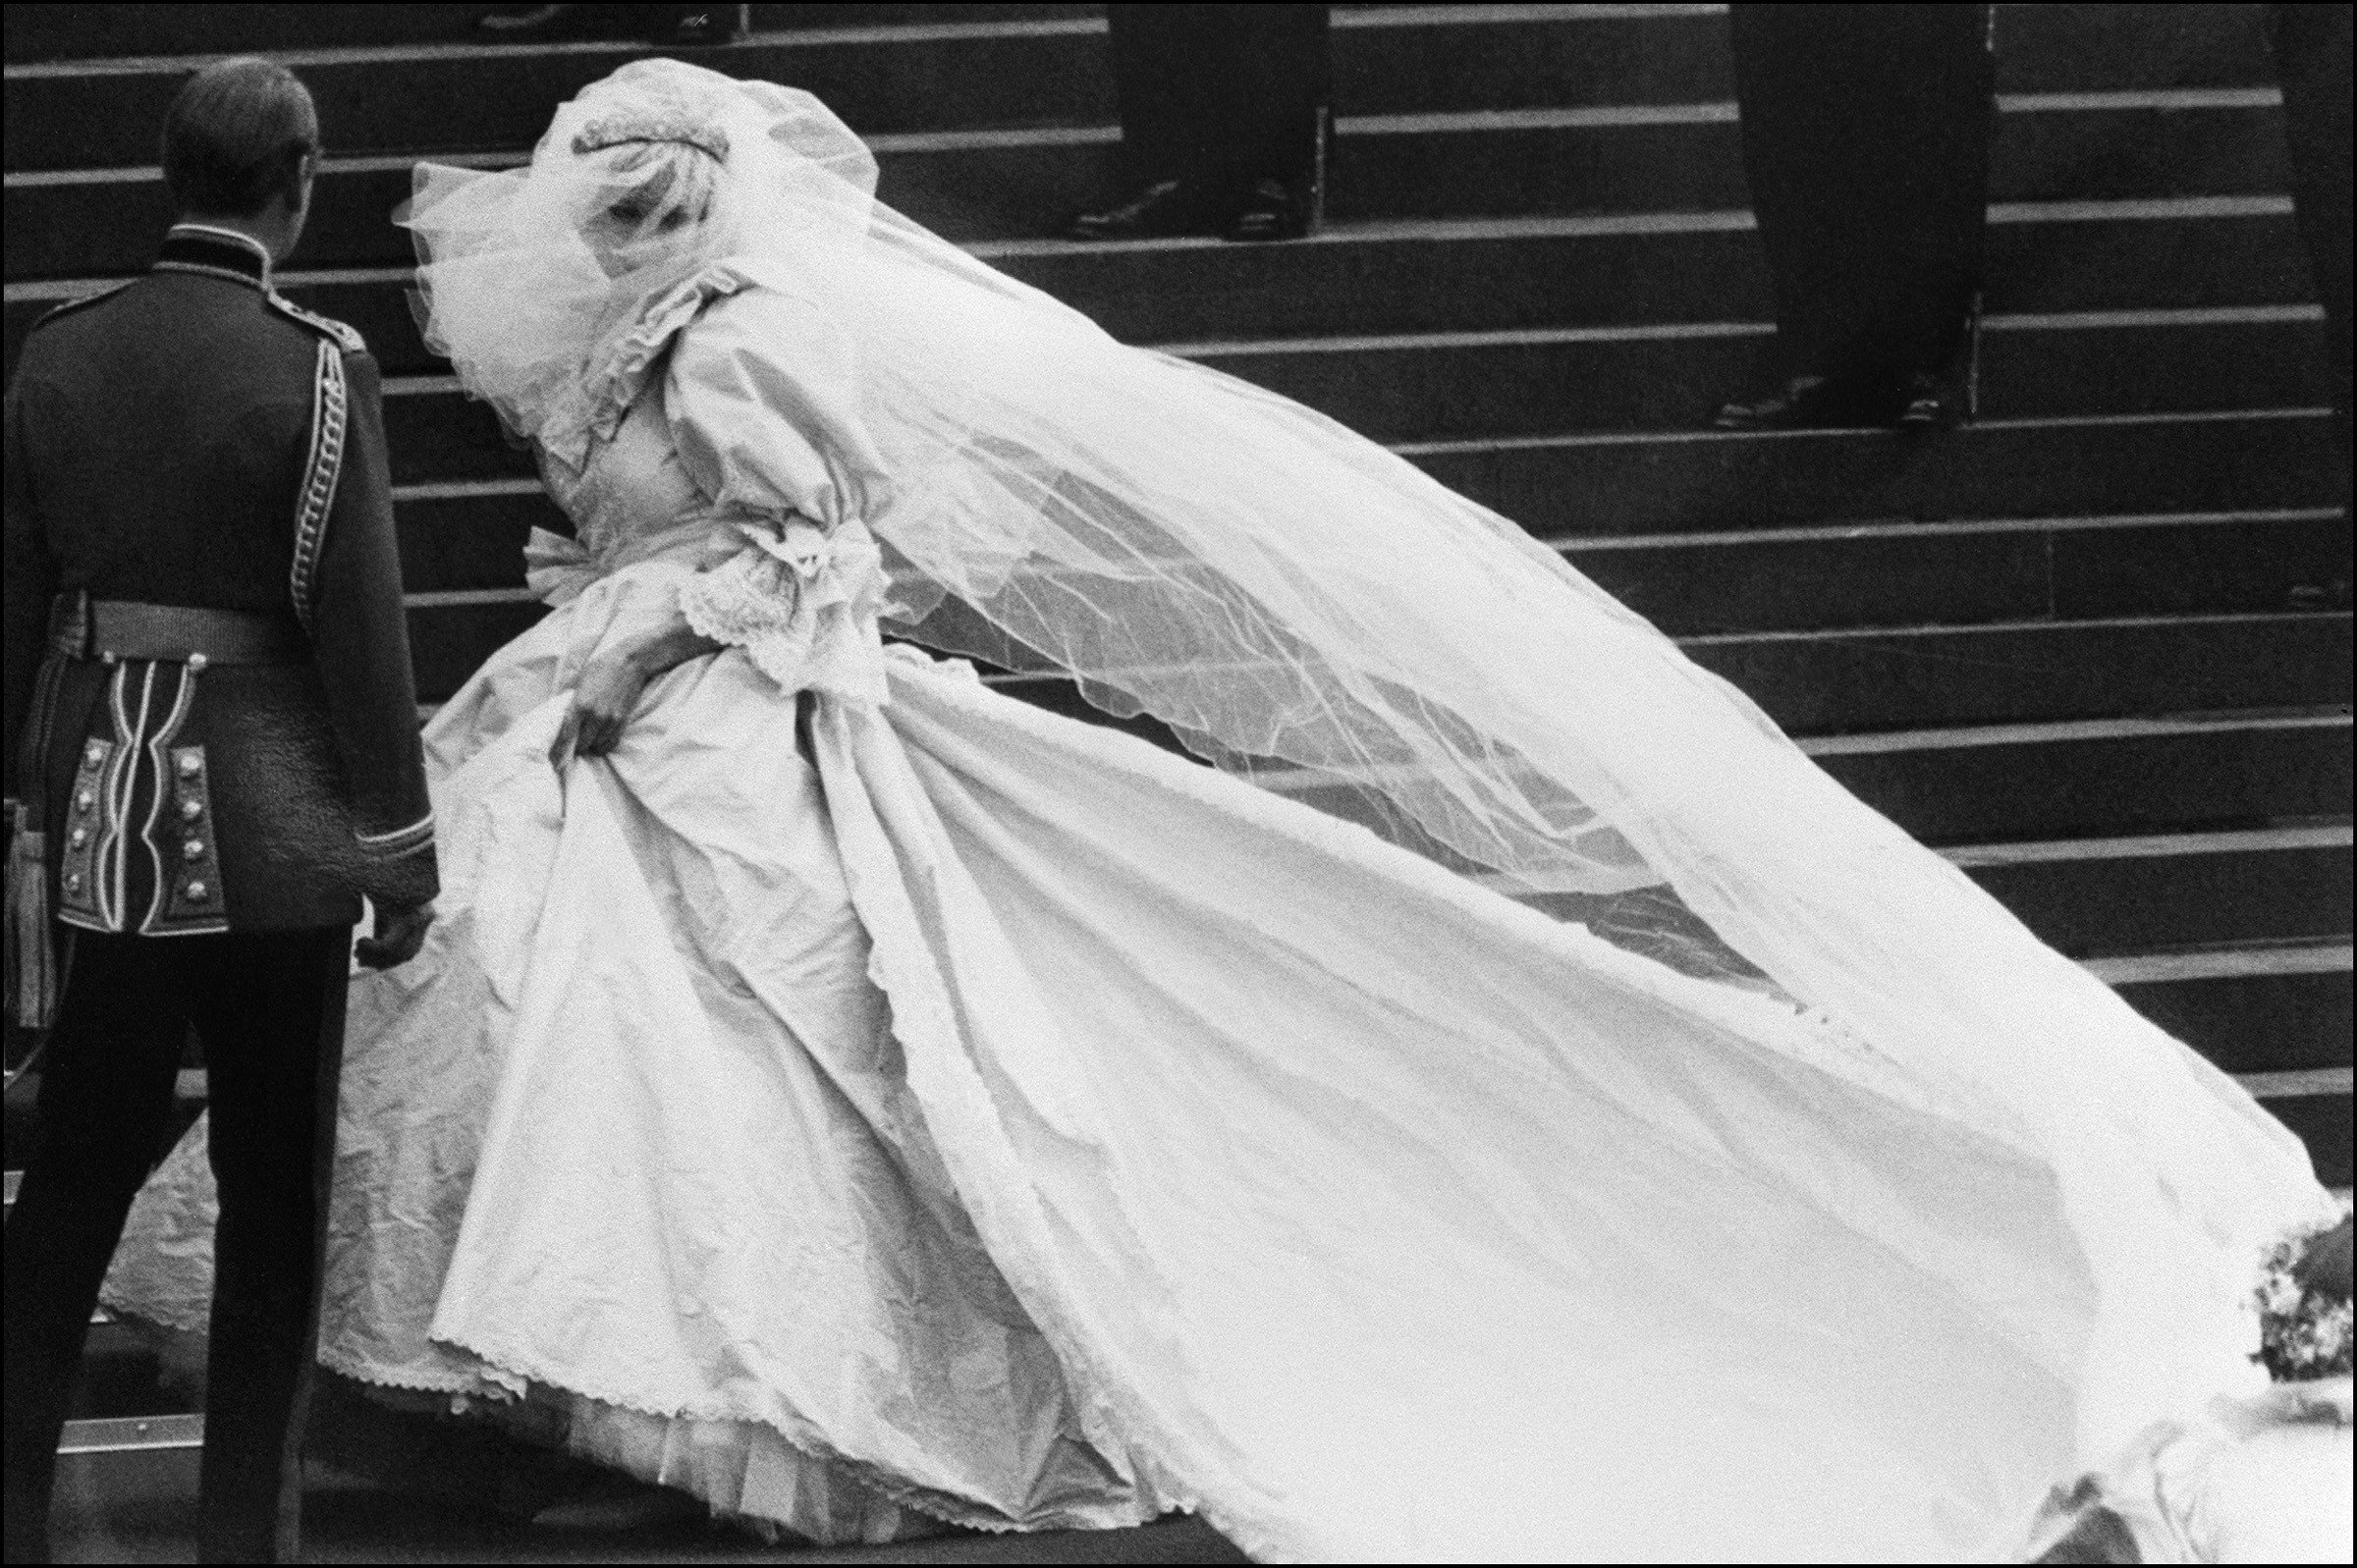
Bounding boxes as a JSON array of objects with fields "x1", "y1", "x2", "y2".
[{"x1": 2, "y1": 4, "x2": 2350, "y2": 1562}]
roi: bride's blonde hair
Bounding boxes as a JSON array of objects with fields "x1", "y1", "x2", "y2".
[
  {"x1": 588, "y1": 138, "x2": 725, "y2": 234},
  {"x1": 400, "y1": 61, "x2": 872, "y2": 462}
]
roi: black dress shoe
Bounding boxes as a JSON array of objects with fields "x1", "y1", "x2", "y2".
[
  {"x1": 2287, "y1": 577, "x2": 2353, "y2": 612},
  {"x1": 1066, "y1": 180, "x2": 1220, "y2": 242},
  {"x1": 476, "y1": 6, "x2": 740, "y2": 42},
  {"x1": 1712, "y1": 374, "x2": 1903, "y2": 431},
  {"x1": 662, "y1": 5, "x2": 746, "y2": 44},
  {"x1": 1225, "y1": 177, "x2": 1313, "y2": 243},
  {"x1": 1894, "y1": 369, "x2": 1965, "y2": 431},
  {"x1": 477, "y1": 3, "x2": 643, "y2": 37},
  {"x1": 477, "y1": 3, "x2": 580, "y2": 35}
]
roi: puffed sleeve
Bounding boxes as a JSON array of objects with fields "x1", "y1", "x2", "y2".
[
  {"x1": 663, "y1": 284, "x2": 891, "y2": 531},
  {"x1": 664, "y1": 286, "x2": 895, "y2": 704}
]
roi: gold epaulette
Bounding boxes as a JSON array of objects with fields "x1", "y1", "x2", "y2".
[
  {"x1": 265, "y1": 291, "x2": 367, "y2": 354},
  {"x1": 31, "y1": 281, "x2": 135, "y2": 330}
]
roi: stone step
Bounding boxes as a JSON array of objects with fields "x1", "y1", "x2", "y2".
[
  {"x1": 348, "y1": 311, "x2": 2340, "y2": 489},
  {"x1": 397, "y1": 600, "x2": 2355, "y2": 842},
  {"x1": 978, "y1": 612, "x2": 2357, "y2": 742},
  {"x1": 2, "y1": 95, "x2": 2299, "y2": 276},
  {"x1": 1, "y1": 3, "x2": 1097, "y2": 64},
  {"x1": 1943, "y1": 828, "x2": 2351, "y2": 960},
  {"x1": 2099, "y1": 945, "x2": 2356, "y2": 1188},
  {"x1": 2112, "y1": 950, "x2": 2354, "y2": 1077},
  {"x1": 1804, "y1": 713, "x2": 2351, "y2": 846},
  {"x1": 392, "y1": 491, "x2": 2351, "y2": 636},
  {"x1": 1684, "y1": 612, "x2": 2352, "y2": 734},
  {"x1": 0, "y1": 3, "x2": 2283, "y2": 168},
  {"x1": 405, "y1": 601, "x2": 547, "y2": 703},
  {"x1": 409, "y1": 606, "x2": 2352, "y2": 738},
  {"x1": 1560, "y1": 510, "x2": 2349, "y2": 636},
  {"x1": 1256, "y1": 711, "x2": 2352, "y2": 846},
  {"x1": 4, "y1": 24, "x2": 1124, "y2": 172},
  {"x1": 8, "y1": 199, "x2": 2319, "y2": 383},
  {"x1": 1175, "y1": 309, "x2": 2336, "y2": 443},
  {"x1": 366, "y1": 406, "x2": 2348, "y2": 545},
  {"x1": 1507, "y1": 829, "x2": 2355, "y2": 965},
  {"x1": 1418, "y1": 409, "x2": 2350, "y2": 537},
  {"x1": 2260, "y1": 1094, "x2": 2351, "y2": 1189},
  {"x1": 907, "y1": 201, "x2": 2323, "y2": 351}
]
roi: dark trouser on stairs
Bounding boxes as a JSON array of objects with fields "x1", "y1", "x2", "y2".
[{"x1": 2, "y1": 927, "x2": 349, "y2": 1565}]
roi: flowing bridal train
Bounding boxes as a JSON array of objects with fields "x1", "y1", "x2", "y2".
[{"x1": 100, "y1": 60, "x2": 2333, "y2": 1562}]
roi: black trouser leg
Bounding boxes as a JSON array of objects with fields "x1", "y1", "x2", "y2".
[
  {"x1": 2, "y1": 935, "x2": 190, "y2": 1566},
  {"x1": 1107, "y1": 3, "x2": 1212, "y2": 188},
  {"x1": 1209, "y1": 4, "x2": 1331, "y2": 193},
  {"x1": 187, "y1": 929, "x2": 349, "y2": 1566},
  {"x1": 1885, "y1": 9, "x2": 1993, "y2": 377},
  {"x1": 2271, "y1": 2, "x2": 2353, "y2": 453},
  {"x1": 1730, "y1": 3, "x2": 1993, "y2": 390},
  {"x1": 1107, "y1": 3, "x2": 1332, "y2": 194}
]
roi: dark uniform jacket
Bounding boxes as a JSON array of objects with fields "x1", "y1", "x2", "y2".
[{"x1": 4, "y1": 225, "x2": 437, "y2": 935}]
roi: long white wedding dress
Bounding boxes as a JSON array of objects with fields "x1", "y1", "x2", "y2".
[
  {"x1": 98, "y1": 270, "x2": 2319, "y2": 1560},
  {"x1": 98, "y1": 62, "x2": 2334, "y2": 1564}
]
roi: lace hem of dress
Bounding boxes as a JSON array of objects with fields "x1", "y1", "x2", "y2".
[
  {"x1": 318, "y1": 1346, "x2": 496, "y2": 1397},
  {"x1": 428, "y1": 1321, "x2": 1155, "y2": 1539},
  {"x1": 317, "y1": 1347, "x2": 929, "y2": 1545}
]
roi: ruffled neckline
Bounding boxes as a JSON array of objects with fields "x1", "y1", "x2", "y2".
[{"x1": 537, "y1": 262, "x2": 749, "y2": 467}]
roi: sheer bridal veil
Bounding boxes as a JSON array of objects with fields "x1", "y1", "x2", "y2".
[{"x1": 402, "y1": 59, "x2": 2329, "y2": 1473}]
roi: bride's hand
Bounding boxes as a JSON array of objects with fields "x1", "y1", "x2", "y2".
[{"x1": 563, "y1": 654, "x2": 653, "y2": 758}]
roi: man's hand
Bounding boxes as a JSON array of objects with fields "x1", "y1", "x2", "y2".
[
  {"x1": 557, "y1": 653, "x2": 654, "y2": 761},
  {"x1": 356, "y1": 897, "x2": 434, "y2": 970}
]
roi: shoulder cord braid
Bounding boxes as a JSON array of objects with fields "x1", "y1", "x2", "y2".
[{"x1": 289, "y1": 336, "x2": 348, "y2": 629}]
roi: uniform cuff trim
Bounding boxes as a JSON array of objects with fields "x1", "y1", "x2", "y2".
[{"x1": 356, "y1": 813, "x2": 434, "y2": 859}]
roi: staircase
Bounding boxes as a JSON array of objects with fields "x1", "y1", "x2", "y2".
[{"x1": 4, "y1": 3, "x2": 2351, "y2": 1557}]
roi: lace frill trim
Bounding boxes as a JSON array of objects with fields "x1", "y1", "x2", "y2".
[
  {"x1": 680, "y1": 518, "x2": 892, "y2": 703},
  {"x1": 536, "y1": 263, "x2": 748, "y2": 467},
  {"x1": 677, "y1": 537, "x2": 799, "y2": 649},
  {"x1": 415, "y1": 1324, "x2": 1153, "y2": 1540},
  {"x1": 319, "y1": 1346, "x2": 501, "y2": 1398}
]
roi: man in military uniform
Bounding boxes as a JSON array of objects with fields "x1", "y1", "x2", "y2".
[{"x1": 3, "y1": 58, "x2": 436, "y2": 1565}]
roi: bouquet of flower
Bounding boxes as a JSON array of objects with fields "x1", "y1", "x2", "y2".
[{"x1": 2251, "y1": 1216, "x2": 2354, "y2": 1383}]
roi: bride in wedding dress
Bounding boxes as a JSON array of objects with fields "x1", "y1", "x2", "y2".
[{"x1": 101, "y1": 59, "x2": 2334, "y2": 1561}]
